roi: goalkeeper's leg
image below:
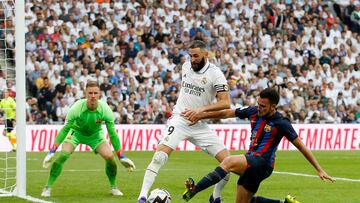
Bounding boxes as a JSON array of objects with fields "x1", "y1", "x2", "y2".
[
  {"x1": 105, "y1": 158, "x2": 117, "y2": 187},
  {"x1": 46, "y1": 151, "x2": 71, "y2": 187},
  {"x1": 96, "y1": 142, "x2": 123, "y2": 195},
  {"x1": 46, "y1": 143, "x2": 73, "y2": 188},
  {"x1": 96, "y1": 142, "x2": 117, "y2": 187}
]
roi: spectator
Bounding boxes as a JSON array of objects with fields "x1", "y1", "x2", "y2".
[{"x1": 12, "y1": 0, "x2": 359, "y2": 125}]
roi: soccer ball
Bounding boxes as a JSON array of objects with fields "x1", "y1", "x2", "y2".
[{"x1": 147, "y1": 188, "x2": 171, "y2": 203}]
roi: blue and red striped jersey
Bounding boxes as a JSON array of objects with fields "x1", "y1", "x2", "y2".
[{"x1": 235, "y1": 106, "x2": 298, "y2": 168}]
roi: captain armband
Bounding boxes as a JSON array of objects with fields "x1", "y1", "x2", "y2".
[{"x1": 215, "y1": 84, "x2": 229, "y2": 92}]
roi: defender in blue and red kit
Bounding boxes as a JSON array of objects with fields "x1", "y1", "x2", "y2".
[{"x1": 181, "y1": 88, "x2": 334, "y2": 203}]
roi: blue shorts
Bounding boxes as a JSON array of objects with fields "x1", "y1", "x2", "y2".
[{"x1": 237, "y1": 155, "x2": 273, "y2": 193}]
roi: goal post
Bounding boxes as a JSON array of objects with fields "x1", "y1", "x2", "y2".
[
  {"x1": 0, "y1": 1, "x2": 52, "y2": 202},
  {"x1": 15, "y1": 0, "x2": 26, "y2": 198}
]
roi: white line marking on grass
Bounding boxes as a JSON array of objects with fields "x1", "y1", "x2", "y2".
[
  {"x1": 22, "y1": 196, "x2": 53, "y2": 203},
  {"x1": 0, "y1": 189, "x2": 52, "y2": 203},
  {"x1": 274, "y1": 171, "x2": 360, "y2": 182},
  {"x1": 28, "y1": 169, "x2": 360, "y2": 182}
]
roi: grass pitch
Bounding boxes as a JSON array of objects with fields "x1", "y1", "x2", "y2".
[{"x1": 0, "y1": 150, "x2": 359, "y2": 203}]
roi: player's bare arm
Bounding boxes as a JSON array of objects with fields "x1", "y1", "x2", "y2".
[
  {"x1": 181, "y1": 91, "x2": 230, "y2": 123},
  {"x1": 182, "y1": 108, "x2": 236, "y2": 126},
  {"x1": 292, "y1": 137, "x2": 335, "y2": 182}
]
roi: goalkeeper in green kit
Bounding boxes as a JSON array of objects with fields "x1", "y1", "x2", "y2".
[{"x1": 41, "y1": 81, "x2": 136, "y2": 197}]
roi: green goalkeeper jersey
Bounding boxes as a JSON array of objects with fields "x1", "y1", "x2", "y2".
[{"x1": 55, "y1": 99, "x2": 121, "y2": 151}]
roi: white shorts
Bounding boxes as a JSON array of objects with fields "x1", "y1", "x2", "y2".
[{"x1": 159, "y1": 115, "x2": 226, "y2": 157}]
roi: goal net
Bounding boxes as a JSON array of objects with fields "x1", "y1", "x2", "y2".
[
  {"x1": 0, "y1": 0, "x2": 17, "y2": 197},
  {"x1": 0, "y1": 1, "x2": 50, "y2": 202}
]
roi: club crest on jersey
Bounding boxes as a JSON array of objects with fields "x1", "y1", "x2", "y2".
[
  {"x1": 264, "y1": 124, "x2": 271, "y2": 132},
  {"x1": 96, "y1": 119, "x2": 102, "y2": 124},
  {"x1": 201, "y1": 77, "x2": 208, "y2": 85}
]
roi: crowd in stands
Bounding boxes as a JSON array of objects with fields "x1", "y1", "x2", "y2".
[{"x1": 0, "y1": 0, "x2": 360, "y2": 125}]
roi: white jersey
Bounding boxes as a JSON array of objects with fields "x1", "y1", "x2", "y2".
[{"x1": 173, "y1": 61, "x2": 228, "y2": 115}]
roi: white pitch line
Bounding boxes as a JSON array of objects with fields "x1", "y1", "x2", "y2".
[
  {"x1": 0, "y1": 189, "x2": 52, "y2": 203},
  {"x1": 274, "y1": 171, "x2": 360, "y2": 182},
  {"x1": 21, "y1": 196, "x2": 53, "y2": 203},
  {"x1": 27, "y1": 169, "x2": 360, "y2": 182}
]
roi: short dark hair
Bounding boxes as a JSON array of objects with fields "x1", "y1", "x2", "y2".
[
  {"x1": 189, "y1": 40, "x2": 207, "y2": 50},
  {"x1": 86, "y1": 80, "x2": 100, "y2": 89},
  {"x1": 259, "y1": 88, "x2": 280, "y2": 105}
]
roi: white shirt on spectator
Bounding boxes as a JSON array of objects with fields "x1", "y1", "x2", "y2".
[
  {"x1": 349, "y1": 70, "x2": 360, "y2": 79},
  {"x1": 347, "y1": 94, "x2": 360, "y2": 106},
  {"x1": 26, "y1": 40, "x2": 37, "y2": 52},
  {"x1": 158, "y1": 57, "x2": 170, "y2": 68},
  {"x1": 342, "y1": 88, "x2": 352, "y2": 99},
  {"x1": 326, "y1": 88, "x2": 338, "y2": 102},
  {"x1": 56, "y1": 105, "x2": 69, "y2": 122},
  {"x1": 93, "y1": 41, "x2": 104, "y2": 50},
  {"x1": 246, "y1": 62, "x2": 257, "y2": 73},
  {"x1": 297, "y1": 75, "x2": 310, "y2": 84},
  {"x1": 292, "y1": 55, "x2": 303, "y2": 65},
  {"x1": 214, "y1": 13, "x2": 226, "y2": 26},
  {"x1": 293, "y1": 9, "x2": 304, "y2": 19},
  {"x1": 329, "y1": 29, "x2": 341, "y2": 39},
  {"x1": 84, "y1": 25, "x2": 99, "y2": 38},
  {"x1": 344, "y1": 54, "x2": 356, "y2": 65},
  {"x1": 256, "y1": 77, "x2": 269, "y2": 89},
  {"x1": 0, "y1": 76, "x2": 6, "y2": 91},
  {"x1": 79, "y1": 74, "x2": 93, "y2": 86},
  {"x1": 334, "y1": 79, "x2": 344, "y2": 92},
  {"x1": 50, "y1": 74, "x2": 61, "y2": 87}
]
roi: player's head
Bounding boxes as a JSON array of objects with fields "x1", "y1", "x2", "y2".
[
  {"x1": 85, "y1": 80, "x2": 100, "y2": 111},
  {"x1": 2, "y1": 89, "x2": 9, "y2": 98},
  {"x1": 188, "y1": 40, "x2": 208, "y2": 72},
  {"x1": 257, "y1": 88, "x2": 279, "y2": 117}
]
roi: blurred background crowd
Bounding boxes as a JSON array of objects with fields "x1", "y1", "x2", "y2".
[{"x1": 0, "y1": 0, "x2": 360, "y2": 125}]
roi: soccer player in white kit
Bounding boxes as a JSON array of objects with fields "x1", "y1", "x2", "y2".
[{"x1": 137, "y1": 40, "x2": 231, "y2": 203}]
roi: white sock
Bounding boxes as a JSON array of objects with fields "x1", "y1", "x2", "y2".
[
  {"x1": 212, "y1": 173, "x2": 230, "y2": 199},
  {"x1": 138, "y1": 151, "x2": 168, "y2": 199},
  {"x1": 138, "y1": 169, "x2": 157, "y2": 199}
]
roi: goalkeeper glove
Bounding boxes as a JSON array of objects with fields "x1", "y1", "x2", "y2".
[
  {"x1": 117, "y1": 150, "x2": 136, "y2": 172},
  {"x1": 43, "y1": 144, "x2": 58, "y2": 168}
]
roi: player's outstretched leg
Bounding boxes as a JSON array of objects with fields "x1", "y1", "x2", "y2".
[
  {"x1": 182, "y1": 166, "x2": 229, "y2": 202},
  {"x1": 41, "y1": 151, "x2": 71, "y2": 197},
  {"x1": 137, "y1": 150, "x2": 169, "y2": 202}
]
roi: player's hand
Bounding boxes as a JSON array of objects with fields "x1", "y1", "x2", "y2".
[
  {"x1": 43, "y1": 144, "x2": 58, "y2": 168},
  {"x1": 181, "y1": 108, "x2": 202, "y2": 125},
  {"x1": 117, "y1": 150, "x2": 136, "y2": 172},
  {"x1": 42, "y1": 152, "x2": 55, "y2": 168},
  {"x1": 318, "y1": 170, "x2": 335, "y2": 182}
]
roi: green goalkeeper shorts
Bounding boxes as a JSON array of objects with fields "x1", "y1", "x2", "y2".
[{"x1": 64, "y1": 129, "x2": 107, "y2": 153}]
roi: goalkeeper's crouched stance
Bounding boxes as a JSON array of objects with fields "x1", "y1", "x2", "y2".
[{"x1": 41, "y1": 81, "x2": 136, "y2": 197}]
